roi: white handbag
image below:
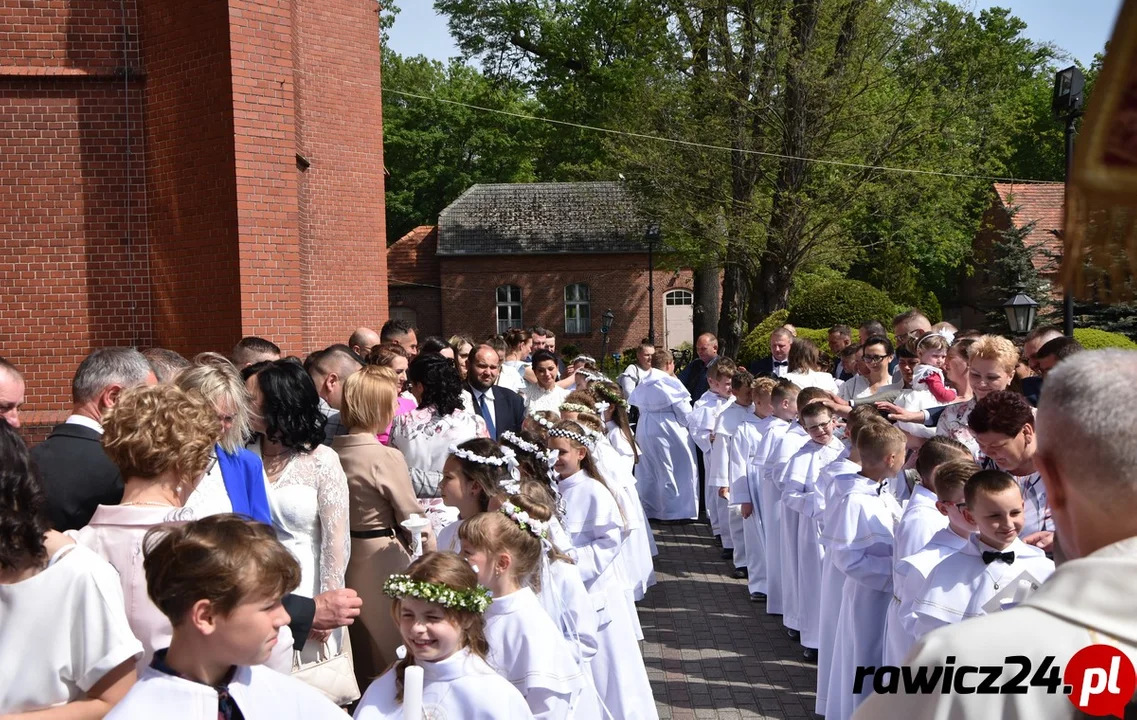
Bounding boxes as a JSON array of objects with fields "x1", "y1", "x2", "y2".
[{"x1": 291, "y1": 629, "x2": 361, "y2": 706}]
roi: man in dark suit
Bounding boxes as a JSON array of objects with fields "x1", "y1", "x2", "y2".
[
  {"x1": 827, "y1": 324, "x2": 854, "y2": 379},
  {"x1": 467, "y1": 344, "x2": 525, "y2": 439},
  {"x1": 748, "y1": 327, "x2": 793, "y2": 379},
  {"x1": 679, "y1": 333, "x2": 719, "y2": 399},
  {"x1": 32, "y1": 347, "x2": 158, "y2": 531}
]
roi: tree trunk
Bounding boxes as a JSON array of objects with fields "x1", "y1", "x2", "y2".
[
  {"x1": 717, "y1": 259, "x2": 749, "y2": 357},
  {"x1": 693, "y1": 263, "x2": 720, "y2": 341},
  {"x1": 750, "y1": 253, "x2": 794, "y2": 320}
]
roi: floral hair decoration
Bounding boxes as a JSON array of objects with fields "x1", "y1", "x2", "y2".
[
  {"x1": 571, "y1": 355, "x2": 597, "y2": 366},
  {"x1": 500, "y1": 430, "x2": 541, "y2": 455},
  {"x1": 499, "y1": 500, "x2": 549, "y2": 541},
  {"x1": 528, "y1": 410, "x2": 557, "y2": 430},
  {"x1": 594, "y1": 401, "x2": 611, "y2": 413},
  {"x1": 592, "y1": 383, "x2": 631, "y2": 411},
  {"x1": 383, "y1": 574, "x2": 493, "y2": 613},
  {"x1": 575, "y1": 369, "x2": 607, "y2": 383},
  {"x1": 559, "y1": 402, "x2": 593, "y2": 415},
  {"x1": 449, "y1": 443, "x2": 521, "y2": 493}
]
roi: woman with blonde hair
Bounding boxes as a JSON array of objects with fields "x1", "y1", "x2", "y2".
[
  {"x1": 178, "y1": 352, "x2": 272, "y2": 523},
  {"x1": 333, "y1": 365, "x2": 436, "y2": 684},
  {"x1": 935, "y1": 335, "x2": 1018, "y2": 459}
]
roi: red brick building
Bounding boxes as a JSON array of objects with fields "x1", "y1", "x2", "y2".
[
  {"x1": 389, "y1": 182, "x2": 695, "y2": 359},
  {"x1": 1, "y1": 0, "x2": 388, "y2": 434},
  {"x1": 959, "y1": 182, "x2": 1064, "y2": 329}
]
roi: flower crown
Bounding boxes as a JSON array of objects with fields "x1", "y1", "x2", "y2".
[
  {"x1": 571, "y1": 355, "x2": 597, "y2": 365},
  {"x1": 548, "y1": 426, "x2": 595, "y2": 450},
  {"x1": 592, "y1": 383, "x2": 631, "y2": 410},
  {"x1": 528, "y1": 410, "x2": 557, "y2": 430},
  {"x1": 594, "y1": 401, "x2": 611, "y2": 413},
  {"x1": 449, "y1": 443, "x2": 521, "y2": 494},
  {"x1": 559, "y1": 402, "x2": 594, "y2": 415},
  {"x1": 500, "y1": 430, "x2": 541, "y2": 455},
  {"x1": 499, "y1": 500, "x2": 549, "y2": 540},
  {"x1": 383, "y1": 574, "x2": 493, "y2": 613},
  {"x1": 576, "y1": 369, "x2": 606, "y2": 383}
]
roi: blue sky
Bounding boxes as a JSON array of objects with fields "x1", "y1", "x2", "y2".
[{"x1": 386, "y1": 1, "x2": 1122, "y2": 67}]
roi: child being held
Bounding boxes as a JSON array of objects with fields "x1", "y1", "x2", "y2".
[
  {"x1": 107, "y1": 515, "x2": 347, "y2": 719},
  {"x1": 910, "y1": 331, "x2": 958, "y2": 403}
]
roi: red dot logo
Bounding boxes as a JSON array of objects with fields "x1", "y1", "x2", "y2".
[{"x1": 1064, "y1": 645, "x2": 1137, "y2": 718}]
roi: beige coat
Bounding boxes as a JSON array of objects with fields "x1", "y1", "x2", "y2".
[
  {"x1": 333, "y1": 433, "x2": 435, "y2": 686},
  {"x1": 855, "y1": 536, "x2": 1137, "y2": 719}
]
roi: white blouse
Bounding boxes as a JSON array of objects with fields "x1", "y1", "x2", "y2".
[
  {"x1": 390, "y1": 407, "x2": 487, "y2": 498},
  {"x1": 0, "y1": 544, "x2": 142, "y2": 714},
  {"x1": 185, "y1": 451, "x2": 232, "y2": 518}
]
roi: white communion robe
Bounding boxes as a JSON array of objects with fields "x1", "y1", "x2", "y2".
[
  {"x1": 814, "y1": 454, "x2": 860, "y2": 717},
  {"x1": 909, "y1": 534, "x2": 1055, "y2": 640},
  {"x1": 599, "y1": 427, "x2": 657, "y2": 600},
  {"x1": 779, "y1": 436, "x2": 845, "y2": 648},
  {"x1": 752, "y1": 417, "x2": 791, "y2": 614},
  {"x1": 689, "y1": 391, "x2": 735, "y2": 540},
  {"x1": 353, "y1": 648, "x2": 534, "y2": 720},
  {"x1": 558, "y1": 470, "x2": 657, "y2": 720},
  {"x1": 857, "y1": 535, "x2": 1137, "y2": 719},
  {"x1": 825, "y1": 475, "x2": 902, "y2": 720},
  {"x1": 608, "y1": 423, "x2": 660, "y2": 560},
  {"x1": 536, "y1": 559, "x2": 600, "y2": 669},
  {"x1": 708, "y1": 403, "x2": 762, "y2": 570},
  {"x1": 734, "y1": 415, "x2": 774, "y2": 594},
  {"x1": 628, "y1": 374, "x2": 699, "y2": 521},
  {"x1": 762, "y1": 422, "x2": 811, "y2": 616},
  {"x1": 107, "y1": 664, "x2": 345, "y2": 720},
  {"x1": 484, "y1": 586, "x2": 596, "y2": 720},
  {"x1": 886, "y1": 525, "x2": 970, "y2": 666}
]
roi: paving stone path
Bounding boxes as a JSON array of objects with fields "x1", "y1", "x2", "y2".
[{"x1": 640, "y1": 522, "x2": 819, "y2": 720}]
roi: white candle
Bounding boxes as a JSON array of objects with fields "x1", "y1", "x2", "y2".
[{"x1": 403, "y1": 664, "x2": 424, "y2": 720}]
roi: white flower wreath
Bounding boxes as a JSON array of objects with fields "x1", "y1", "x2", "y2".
[{"x1": 499, "y1": 500, "x2": 549, "y2": 540}]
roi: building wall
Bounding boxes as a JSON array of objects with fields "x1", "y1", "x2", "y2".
[
  {"x1": 439, "y1": 253, "x2": 694, "y2": 357},
  {"x1": 390, "y1": 285, "x2": 443, "y2": 339},
  {"x1": 0, "y1": 0, "x2": 152, "y2": 421}
]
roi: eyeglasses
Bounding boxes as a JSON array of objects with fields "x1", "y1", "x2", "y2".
[
  {"x1": 803, "y1": 419, "x2": 833, "y2": 433},
  {"x1": 954, "y1": 502, "x2": 968, "y2": 513},
  {"x1": 863, "y1": 354, "x2": 890, "y2": 364}
]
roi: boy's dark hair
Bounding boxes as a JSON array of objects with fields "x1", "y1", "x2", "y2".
[
  {"x1": 915, "y1": 436, "x2": 971, "y2": 487},
  {"x1": 731, "y1": 369, "x2": 754, "y2": 391},
  {"x1": 708, "y1": 357, "x2": 737, "y2": 382},
  {"x1": 964, "y1": 469, "x2": 1020, "y2": 508},
  {"x1": 144, "y1": 515, "x2": 301, "y2": 624}
]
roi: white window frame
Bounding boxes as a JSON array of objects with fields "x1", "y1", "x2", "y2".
[
  {"x1": 564, "y1": 283, "x2": 591, "y2": 334},
  {"x1": 665, "y1": 289, "x2": 694, "y2": 306},
  {"x1": 496, "y1": 285, "x2": 523, "y2": 334}
]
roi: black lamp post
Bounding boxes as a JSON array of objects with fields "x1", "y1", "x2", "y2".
[
  {"x1": 600, "y1": 309, "x2": 615, "y2": 373},
  {"x1": 1052, "y1": 65, "x2": 1085, "y2": 338},
  {"x1": 645, "y1": 223, "x2": 660, "y2": 346},
  {"x1": 1003, "y1": 292, "x2": 1039, "y2": 335}
]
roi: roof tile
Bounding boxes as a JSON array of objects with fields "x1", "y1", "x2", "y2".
[{"x1": 993, "y1": 182, "x2": 1065, "y2": 273}]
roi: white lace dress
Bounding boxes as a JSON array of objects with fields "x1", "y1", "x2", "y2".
[{"x1": 250, "y1": 443, "x2": 350, "y2": 660}]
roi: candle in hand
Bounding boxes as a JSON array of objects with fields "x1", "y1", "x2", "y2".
[{"x1": 403, "y1": 664, "x2": 424, "y2": 720}]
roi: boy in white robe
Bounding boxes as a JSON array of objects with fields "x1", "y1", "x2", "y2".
[
  {"x1": 107, "y1": 516, "x2": 344, "y2": 719},
  {"x1": 891, "y1": 458, "x2": 979, "y2": 663},
  {"x1": 751, "y1": 381, "x2": 801, "y2": 616},
  {"x1": 814, "y1": 407, "x2": 882, "y2": 717},
  {"x1": 763, "y1": 386, "x2": 830, "y2": 631},
  {"x1": 880, "y1": 437, "x2": 970, "y2": 665},
  {"x1": 909, "y1": 469, "x2": 1055, "y2": 639},
  {"x1": 708, "y1": 369, "x2": 762, "y2": 577},
  {"x1": 688, "y1": 358, "x2": 737, "y2": 550},
  {"x1": 627, "y1": 351, "x2": 699, "y2": 521},
  {"x1": 780, "y1": 400, "x2": 844, "y2": 659},
  {"x1": 825, "y1": 422, "x2": 906, "y2": 720},
  {"x1": 734, "y1": 377, "x2": 779, "y2": 599}
]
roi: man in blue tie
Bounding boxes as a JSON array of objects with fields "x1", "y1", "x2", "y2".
[{"x1": 466, "y1": 344, "x2": 525, "y2": 440}]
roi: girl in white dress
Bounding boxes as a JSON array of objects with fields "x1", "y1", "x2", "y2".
[
  {"x1": 459, "y1": 499, "x2": 596, "y2": 720},
  {"x1": 243, "y1": 360, "x2": 350, "y2": 662},
  {"x1": 784, "y1": 338, "x2": 840, "y2": 394},
  {"x1": 548, "y1": 422, "x2": 658, "y2": 720},
  {"x1": 436, "y1": 438, "x2": 511, "y2": 553},
  {"x1": 353, "y1": 552, "x2": 533, "y2": 720}
]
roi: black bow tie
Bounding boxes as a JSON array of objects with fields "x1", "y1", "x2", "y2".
[
  {"x1": 773, "y1": 360, "x2": 788, "y2": 366},
  {"x1": 982, "y1": 550, "x2": 1015, "y2": 565}
]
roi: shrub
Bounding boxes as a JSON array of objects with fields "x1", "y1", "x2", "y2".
[
  {"x1": 788, "y1": 278, "x2": 900, "y2": 330},
  {"x1": 1072, "y1": 328, "x2": 1137, "y2": 350}
]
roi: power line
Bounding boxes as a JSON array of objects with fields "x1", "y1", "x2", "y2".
[{"x1": 385, "y1": 88, "x2": 1053, "y2": 184}]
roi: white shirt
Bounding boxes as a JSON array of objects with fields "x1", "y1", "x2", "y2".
[
  {"x1": 771, "y1": 358, "x2": 790, "y2": 378},
  {"x1": 470, "y1": 387, "x2": 497, "y2": 429},
  {"x1": 618, "y1": 364, "x2": 651, "y2": 397},
  {"x1": 522, "y1": 383, "x2": 570, "y2": 413},
  {"x1": 64, "y1": 413, "x2": 103, "y2": 434},
  {"x1": 0, "y1": 544, "x2": 142, "y2": 713},
  {"x1": 185, "y1": 451, "x2": 233, "y2": 518}
]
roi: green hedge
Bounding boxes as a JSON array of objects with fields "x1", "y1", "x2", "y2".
[
  {"x1": 1073, "y1": 328, "x2": 1137, "y2": 350},
  {"x1": 788, "y1": 277, "x2": 901, "y2": 330}
]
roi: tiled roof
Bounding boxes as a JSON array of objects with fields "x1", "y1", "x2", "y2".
[
  {"x1": 387, "y1": 226, "x2": 440, "y2": 285},
  {"x1": 993, "y1": 182, "x2": 1064, "y2": 273},
  {"x1": 437, "y1": 182, "x2": 650, "y2": 256}
]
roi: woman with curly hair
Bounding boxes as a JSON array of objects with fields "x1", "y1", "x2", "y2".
[
  {"x1": 68, "y1": 384, "x2": 256, "y2": 671},
  {"x1": 243, "y1": 359, "x2": 351, "y2": 659},
  {"x1": 0, "y1": 420, "x2": 142, "y2": 716},
  {"x1": 390, "y1": 353, "x2": 488, "y2": 533}
]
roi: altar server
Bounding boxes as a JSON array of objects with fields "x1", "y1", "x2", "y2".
[
  {"x1": 688, "y1": 358, "x2": 737, "y2": 548},
  {"x1": 459, "y1": 500, "x2": 595, "y2": 720},
  {"x1": 628, "y1": 350, "x2": 699, "y2": 521},
  {"x1": 707, "y1": 369, "x2": 762, "y2": 577},
  {"x1": 825, "y1": 422, "x2": 906, "y2": 720},
  {"x1": 107, "y1": 516, "x2": 349, "y2": 719},
  {"x1": 734, "y1": 377, "x2": 780, "y2": 599},
  {"x1": 751, "y1": 381, "x2": 800, "y2": 615},
  {"x1": 909, "y1": 470, "x2": 1055, "y2": 639},
  {"x1": 354, "y1": 552, "x2": 533, "y2": 720}
]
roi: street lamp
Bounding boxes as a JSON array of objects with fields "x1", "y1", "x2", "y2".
[
  {"x1": 1052, "y1": 65, "x2": 1085, "y2": 338},
  {"x1": 600, "y1": 309, "x2": 615, "y2": 373},
  {"x1": 645, "y1": 223, "x2": 660, "y2": 346},
  {"x1": 1003, "y1": 292, "x2": 1039, "y2": 335}
]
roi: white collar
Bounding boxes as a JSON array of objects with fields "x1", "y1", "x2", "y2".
[
  {"x1": 910, "y1": 483, "x2": 938, "y2": 507},
  {"x1": 418, "y1": 648, "x2": 488, "y2": 683},
  {"x1": 64, "y1": 413, "x2": 104, "y2": 434},
  {"x1": 484, "y1": 586, "x2": 535, "y2": 617}
]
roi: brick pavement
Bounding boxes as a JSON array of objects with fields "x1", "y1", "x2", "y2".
[{"x1": 640, "y1": 522, "x2": 819, "y2": 720}]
